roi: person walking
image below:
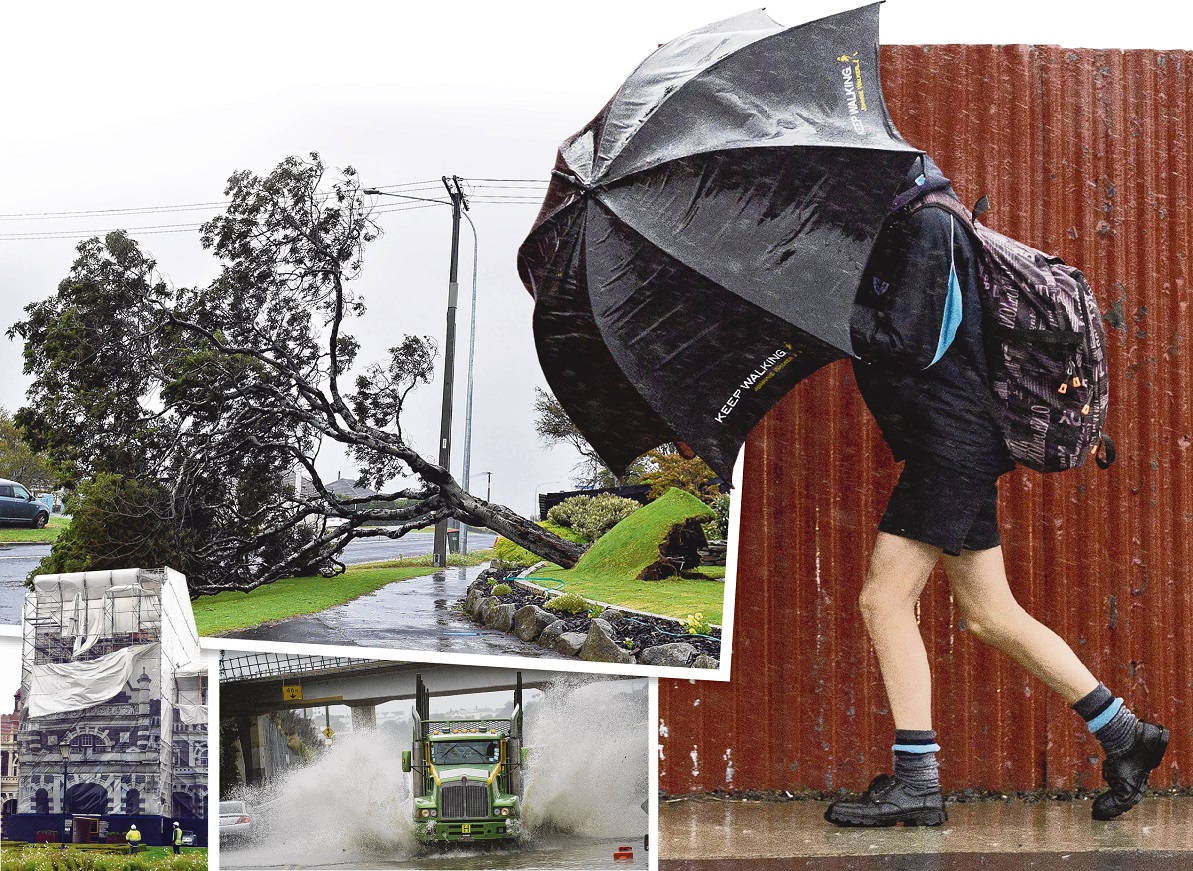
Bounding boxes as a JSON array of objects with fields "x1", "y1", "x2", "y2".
[
  {"x1": 172, "y1": 821, "x2": 183, "y2": 855},
  {"x1": 825, "y1": 155, "x2": 1169, "y2": 827},
  {"x1": 125, "y1": 823, "x2": 141, "y2": 854}
]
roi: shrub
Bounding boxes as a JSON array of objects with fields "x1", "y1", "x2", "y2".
[
  {"x1": 491, "y1": 583, "x2": 512, "y2": 596},
  {"x1": 543, "y1": 591, "x2": 591, "y2": 614},
  {"x1": 492, "y1": 521, "x2": 585, "y2": 566},
  {"x1": 547, "y1": 493, "x2": 641, "y2": 542},
  {"x1": 703, "y1": 493, "x2": 731, "y2": 541}
]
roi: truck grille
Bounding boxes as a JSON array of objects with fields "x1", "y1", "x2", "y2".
[{"x1": 440, "y1": 782, "x2": 490, "y2": 819}]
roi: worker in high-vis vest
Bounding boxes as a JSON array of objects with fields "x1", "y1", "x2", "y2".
[
  {"x1": 125, "y1": 824, "x2": 141, "y2": 854},
  {"x1": 172, "y1": 822, "x2": 183, "y2": 854}
]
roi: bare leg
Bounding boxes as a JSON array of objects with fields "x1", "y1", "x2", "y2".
[
  {"x1": 859, "y1": 532, "x2": 943, "y2": 730},
  {"x1": 942, "y1": 546, "x2": 1098, "y2": 703}
]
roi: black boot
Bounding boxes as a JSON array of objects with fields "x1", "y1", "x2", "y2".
[
  {"x1": 1092, "y1": 720, "x2": 1169, "y2": 821},
  {"x1": 824, "y1": 774, "x2": 947, "y2": 827}
]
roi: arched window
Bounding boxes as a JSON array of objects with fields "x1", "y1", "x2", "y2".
[
  {"x1": 2, "y1": 798, "x2": 15, "y2": 817},
  {"x1": 70, "y1": 733, "x2": 100, "y2": 760},
  {"x1": 125, "y1": 788, "x2": 141, "y2": 815},
  {"x1": 34, "y1": 788, "x2": 49, "y2": 814}
]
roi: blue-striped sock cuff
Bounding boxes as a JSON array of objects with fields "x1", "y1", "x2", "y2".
[
  {"x1": 1086, "y1": 697, "x2": 1124, "y2": 734},
  {"x1": 893, "y1": 742, "x2": 942, "y2": 754}
]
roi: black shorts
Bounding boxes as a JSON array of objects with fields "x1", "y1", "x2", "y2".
[{"x1": 879, "y1": 457, "x2": 1002, "y2": 556}]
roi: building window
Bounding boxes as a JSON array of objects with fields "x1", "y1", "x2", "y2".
[
  {"x1": 172, "y1": 740, "x2": 190, "y2": 767},
  {"x1": 125, "y1": 788, "x2": 140, "y2": 815},
  {"x1": 35, "y1": 788, "x2": 49, "y2": 814},
  {"x1": 71, "y1": 733, "x2": 99, "y2": 760}
]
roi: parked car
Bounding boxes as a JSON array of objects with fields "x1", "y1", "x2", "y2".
[
  {"x1": 0, "y1": 478, "x2": 49, "y2": 528},
  {"x1": 219, "y1": 800, "x2": 258, "y2": 842},
  {"x1": 180, "y1": 830, "x2": 197, "y2": 846}
]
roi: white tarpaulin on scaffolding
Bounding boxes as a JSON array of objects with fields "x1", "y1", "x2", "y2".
[
  {"x1": 176, "y1": 704, "x2": 208, "y2": 725},
  {"x1": 28, "y1": 642, "x2": 159, "y2": 717}
]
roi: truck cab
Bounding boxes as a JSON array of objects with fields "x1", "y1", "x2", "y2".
[{"x1": 403, "y1": 673, "x2": 526, "y2": 845}]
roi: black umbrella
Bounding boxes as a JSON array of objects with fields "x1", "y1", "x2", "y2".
[{"x1": 519, "y1": 3, "x2": 920, "y2": 483}]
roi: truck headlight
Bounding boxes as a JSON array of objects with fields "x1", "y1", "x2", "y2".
[
  {"x1": 430, "y1": 809, "x2": 437, "y2": 818},
  {"x1": 501, "y1": 807, "x2": 510, "y2": 816},
  {"x1": 419, "y1": 809, "x2": 430, "y2": 818}
]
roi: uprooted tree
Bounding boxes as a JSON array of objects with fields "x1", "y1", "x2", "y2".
[{"x1": 9, "y1": 153, "x2": 584, "y2": 594}]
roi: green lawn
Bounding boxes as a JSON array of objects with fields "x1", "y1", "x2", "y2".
[
  {"x1": 528, "y1": 566, "x2": 725, "y2": 625},
  {"x1": 0, "y1": 843, "x2": 206, "y2": 870},
  {"x1": 192, "y1": 550, "x2": 494, "y2": 635},
  {"x1": 522, "y1": 489, "x2": 726, "y2": 625},
  {"x1": 0, "y1": 515, "x2": 70, "y2": 543}
]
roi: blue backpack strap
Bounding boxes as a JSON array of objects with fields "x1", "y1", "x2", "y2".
[{"x1": 927, "y1": 215, "x2": 963, "y2": 367}]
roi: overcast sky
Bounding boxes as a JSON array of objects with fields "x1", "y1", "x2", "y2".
[{"x1": 1, "y1": 1, "x2": 1187, "y2": 517}]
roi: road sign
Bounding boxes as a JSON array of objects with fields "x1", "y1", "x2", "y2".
[
  {"x1": 322, "y1": 727, "x2": 335, "y2": 739},
  {"x1": 282, "y1": 684, "x2": 303, "y2": 701}
]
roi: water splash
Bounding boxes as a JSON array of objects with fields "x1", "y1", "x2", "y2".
[
  {"x1": 222, "y1": 676, "x2": 648, "y2": 866},
  {"x1": 226, "y1": 729, "x2": 420, "y2": 864},
  {"x1": 519, "y1": 676, "x2": 649, "y2": 839}
]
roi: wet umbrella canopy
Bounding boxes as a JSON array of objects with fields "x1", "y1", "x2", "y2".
[{"x1": 519, "y1": 3, "x2": 921, "y2": 483}]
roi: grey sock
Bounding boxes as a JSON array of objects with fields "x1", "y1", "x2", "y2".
[
  {"x1": 893, "y1": 729, "x2": 940, "y2": 791},
  {"x1": 1073, "y1": 682, "x2": 1138, "y2": 757}
]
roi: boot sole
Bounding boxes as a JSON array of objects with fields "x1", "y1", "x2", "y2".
[
  {"x1": 827, "y1": 809, "x2": 948, "y2": 827},
  {"x1": 1092, "y1": 725, "x2": 1170, "y2": 821}
]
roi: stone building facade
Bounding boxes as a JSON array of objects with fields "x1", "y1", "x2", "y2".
[{"x1": 11, "y1": 568, "x2": 208, "y2": 846}]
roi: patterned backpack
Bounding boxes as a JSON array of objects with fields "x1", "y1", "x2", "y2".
[{"x1": 910, "y1": 191, "x2": 1114, "y2": 473}]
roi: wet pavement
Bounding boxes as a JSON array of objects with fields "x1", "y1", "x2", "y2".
[
  {"x1": 660, "y1": 795, "x2": 1193, "y2": 870},
  {"x1": 222, "y1": 564, "x2": 570, "y2": 660}
]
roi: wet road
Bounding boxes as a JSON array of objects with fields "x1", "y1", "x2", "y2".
[
  {"x1": 0, "y1": 543, "x2": 47, "y2": 625},
  {"x1": 661, "y1": 795, "x2": 1193, "y2": 870},
  {"x1": 222, "y1": 564, "x2": 569, "y2": 660},
  {"x1": 0, "y1": 533, "x2": 495, "y2": 628},
  {"x1": 222, "y1": 834, "x2": 648, "y2": 870}
]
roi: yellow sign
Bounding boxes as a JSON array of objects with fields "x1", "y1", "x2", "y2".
[
  {"x1": 461, "y1": 824, "x2": 471, "y2": 834},
  {"x1": 322, "y1": 727, "x2": 335, "y2": 739},
  {"x1": 282, "y1": 685, "x2": 303, "y2": 701}
]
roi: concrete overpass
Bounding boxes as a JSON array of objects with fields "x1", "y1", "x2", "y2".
[{"x1": 219, "y1": 654, "x2": 560, "y2": 719}]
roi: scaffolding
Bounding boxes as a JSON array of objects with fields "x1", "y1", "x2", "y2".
[{"x1": 14, "y1": 567, "x2": 206, "y2": 823}]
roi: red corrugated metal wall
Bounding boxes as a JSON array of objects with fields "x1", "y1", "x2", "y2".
[{"x1": 659, "y1": 45, "x2": 1193, "y2": 794}]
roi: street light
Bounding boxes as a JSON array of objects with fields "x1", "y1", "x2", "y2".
[
  {"x1": 533, "y1": 481, "x2": 563, "y2": 521},
  {"x1": 461, "y1": 471, "x2": 492, "y2": 555},
  {"x1": 59, "y1": 741, "x2": 71, "y2": 850}
]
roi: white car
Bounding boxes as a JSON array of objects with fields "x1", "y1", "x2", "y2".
[{"x1": 219, "y1": 801, "x2": 257, "y2": 842}]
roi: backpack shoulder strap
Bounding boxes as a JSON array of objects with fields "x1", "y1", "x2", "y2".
[{"x1": 906, "y1": 190, "x2": 982, "y2": 229}]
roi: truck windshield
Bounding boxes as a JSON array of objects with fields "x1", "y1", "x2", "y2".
[{"x1": 431, "y1": 740, "x2": 499, "y2": 764}]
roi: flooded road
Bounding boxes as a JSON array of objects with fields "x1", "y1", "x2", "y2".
[
  {"x1": 222, "y1": 834, "x2": 647, "y2": 869},
  {"x1": 223, "y1": 565, "x2": 568, "y2": 659},
  {"x1": 221, "y1": 676, "x2": 650, "y2": 870}
]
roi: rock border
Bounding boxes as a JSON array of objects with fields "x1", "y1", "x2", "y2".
[{"x1": 460, "y1": 564, "x2": 720, "y2": 669}]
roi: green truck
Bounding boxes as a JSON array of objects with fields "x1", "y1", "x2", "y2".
[{"x1": 402, "y1": 672, "x2": 527, "y2": 845}]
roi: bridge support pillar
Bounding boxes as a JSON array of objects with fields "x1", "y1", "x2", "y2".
[{"x1": 350, "y1": 704, "x2": 377, "y2": 730}]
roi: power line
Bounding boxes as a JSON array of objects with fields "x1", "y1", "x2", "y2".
[{"x1": 0, "y1": 177, "x2": 547, "y2": 241}]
